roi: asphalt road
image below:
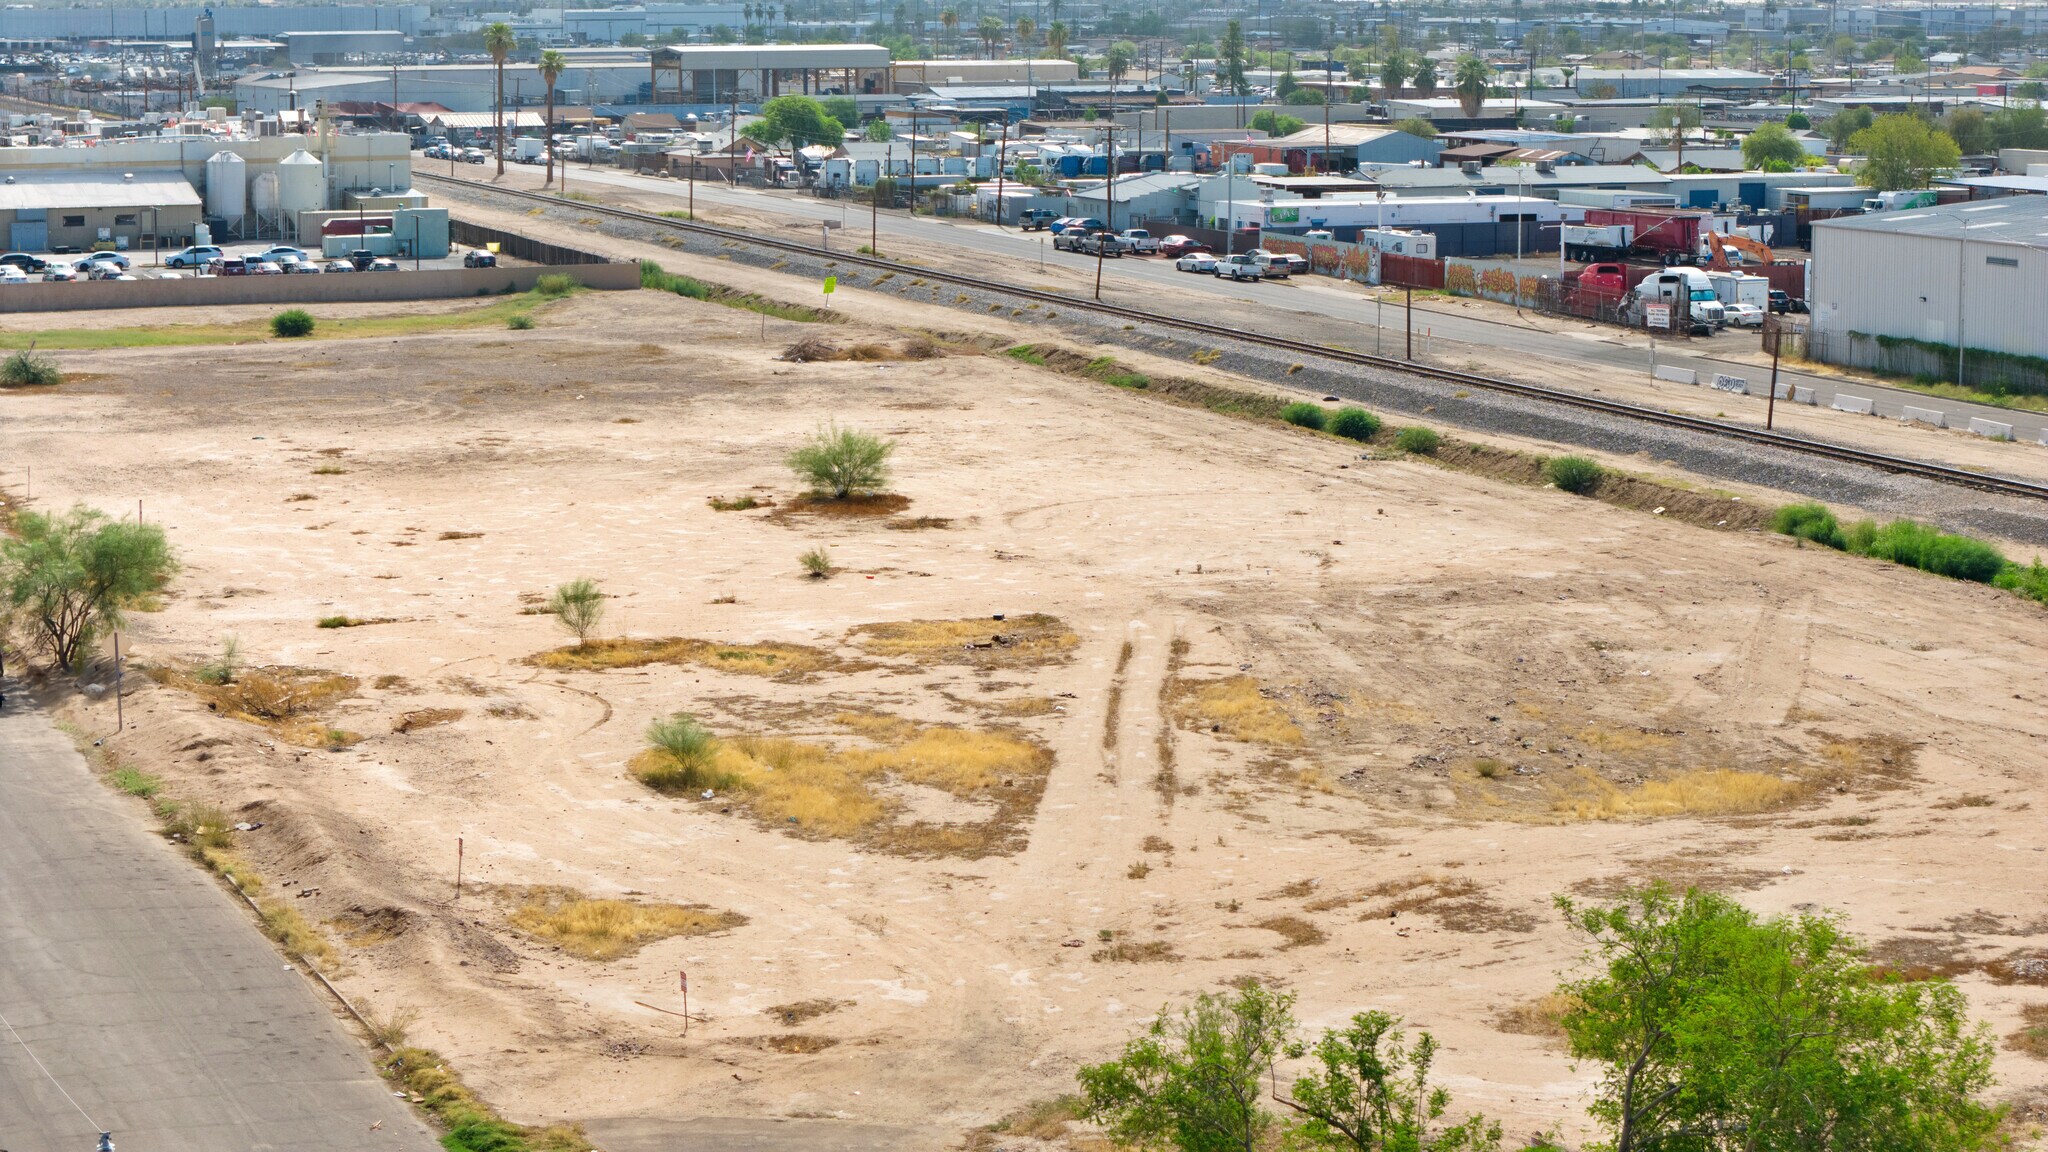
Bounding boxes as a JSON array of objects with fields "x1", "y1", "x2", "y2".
[
  {"x1": 0, "y1": 702, "x2": 435, "y2": 1152},
  {"x1": 519, "y1": 161, "x2": 2048, "y2": 447}
]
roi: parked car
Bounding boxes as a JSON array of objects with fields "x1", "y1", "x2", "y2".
[
  {"x1": 1018, "y1": 208, "x2": 1059, "y2": 231},
  {"x1": 83, "y1": 262, "x2": 132, "y2": 280},
  {"x1": 348, "y1": 249, "x2": 377, "y2": 271},
  {"x1": 366, "y1": 257, "x2": 402, "y2": 272},
  {"x1": 1158, "y1": 235, "x2": 1206, "y2": 257},
  {"x1": 1175, "y1": 251, "x2": 1219, "y2": 273},
  {"x1": 260, "y1": 245, "x2": 309, "y2": 263},
  {"x1": 1074, "y1": 230, "x2": 1123, "y2": 257},
  {"x1": 40, "y1": 262, "x2": 78, "y2": 281},
  {"x1": 321, "y1": 259, "x2": 356, "y2": 273},
  {"x1": 1214, "y1": 252, "x2": 1264, "y2": 281},
  {"x1": 1051, "y1": 226, "x2": 1089, "y2": 252},
  {"x1": 1048, "y1": 216, "x2": 1104, "y2": 235},
  {"x1": 1114, "y1": 228, "x2": 1160, "y2": 255},
  {"x1": 1250, "y1": 250, "x2": 1295, "y2": 279},
  {"x1": 282, "y1": 257, "x2": 323, "y2": 274},
  {"x1": 79, "y1": 252, "x2": 130, "y2": 271},
  {"x1": 1265, "y1": 253, "x2": 1310, "y2": 278},
  {"x1": 460, "y1": 148, "x2": 488, "y2": 164},
  {"x1": 0, "y1": 252, "x2": 49, "y2": 274},
  {"x1": 0, "y1": 266, "x2": 29, "y2": 284},
  {"x1": 1722, "y1": 301, "x2": 1767, "y2": 328},
  {"x1": 165, "y1": 245, "x2": 221, "y2": 268},
  {"x1": 463, "y1": 248, "x2": 498, "y2": 268}
]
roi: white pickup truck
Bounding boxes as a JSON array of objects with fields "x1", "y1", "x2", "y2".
[
  {"x1": 1213, "y1": 252, "x2": 1264, "y2": 281},
  {"x1": 1115, "y1": 228, "x2": 1160, "y2": 255}
]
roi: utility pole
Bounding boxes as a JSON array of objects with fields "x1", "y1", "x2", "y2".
[
  {"x1": 876, "y1": 142, "x2": 889, "y2": 252},
  {"x1": 993, "y1": 110, "x2": 1007, "y2": 227},
  {"x1": 1405, "y1": 284, "x2": 1414, "y2": 359},
  {"x1": 1094, "y1": 124, "x2": 1117, "y2": 301}
]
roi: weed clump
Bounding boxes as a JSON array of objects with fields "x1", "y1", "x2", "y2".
[
  {"x1": 1394, "y1": 426, "x2": 1441, "y2": 454},
  {"x1": 270, "y1": 309, "x2": 315, "y2": 338},
  {"x1": 1171, "y1": 676, "x2": 1303, "y2": 746},
  {"x1": 545, "y1": 578, "x2": 605, "y2": 646},
  {"x1": 507, "y1": 314, "x2": 535, "y2": 331},
  {"x1": 1773, "y1": 501, "x2": 1844, "y2": 548},
  {"x1": 1280, "y1": 401, "x2": 1327, "y2": 430},
  {"x1": 1547, "y1": 454, "x2": 1605, "y2": 495},
  {"x1": 788, "y1": 423, "x2": 893, "y2": 499},
  {"x1": 1, "y1": 346, "x2": 60, "y2": 387},
  {"x1": 507, "y1": 886, "x2": 742, "y2": 959},
  {"x1": 1770, "y1": 502, "x2": 2025, "y2": 592},
  {"x1": 532, "y1": 273, "x2": 577, "y2": 298},
  {"x1": 641, "y1": 712, "x2": 729, "y2": 790},
  {"x1": 800, "y1": 546, "x2": 833, "y2": 578},
  {"x1": 1328, "y1": 407, "x2": 1381, "y2": 441}
]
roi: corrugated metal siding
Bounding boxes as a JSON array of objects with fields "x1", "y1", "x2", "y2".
[{"x1": 1814, "y1": 224, "x2": 2047, "y2": 358}]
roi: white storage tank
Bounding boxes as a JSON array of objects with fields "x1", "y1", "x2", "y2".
[
  {"x1": 250, "y1": 170, "x2": 279, "y2": 226},
  {"x1": 276, "y1": 149, "x2": 325, "y2": 218},
  {"x1": 204, "y1": 149, "x2": 245, "y2": 230}
]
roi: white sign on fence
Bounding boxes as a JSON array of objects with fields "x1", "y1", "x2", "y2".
[{"x1": 1645, "y1": 304, "x2": 1672, "y2": 329}]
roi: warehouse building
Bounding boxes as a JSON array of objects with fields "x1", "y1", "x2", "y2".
[
  {"x1": 1808, "y1": 197, "x2": 2048, "y2": 389},
  {"x1": 0, "y1": 172, "x2": 202, "y2": 252},
  {"x1": 282, "y1": 30, "x2": 409, "y2": 65}
]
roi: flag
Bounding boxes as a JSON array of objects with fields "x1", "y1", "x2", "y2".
[{"x1": 745, "y1": 146, "x2": 755, "y2": 161}]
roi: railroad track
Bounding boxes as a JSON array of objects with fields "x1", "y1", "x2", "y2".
[{"x1": 418, "y1": 171, "x2": 2048, "y2": 503}]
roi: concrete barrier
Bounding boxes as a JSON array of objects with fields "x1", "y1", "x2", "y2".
[
  {"x1": 1901, "y1": 405, "x2": 1947, "y2": 428},
  {"x1": 1711, "y1": 374, "x2": 1750, "y2": 394},
  {"x1": 0, "y1": 263, "x2": 640, "y2": 313},
  {"x1": 1765, "y1": 381, "x2": 1793, "y2": 400},
  {"x1": 1654, "y1": 365, "x2": 1698, "y2": 386},
  {"x1": 1792, "y1": 386, "x2": 1818, "y2": 405},
  {"x1": 1832, "y1": 394, "x2": 1875, "y2": 414},
  {"x1": 1968, "y1": 417, "x2": 2015, "y2": 440}
]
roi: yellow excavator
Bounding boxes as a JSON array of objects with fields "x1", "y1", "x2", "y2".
[{"x1": 1705, "y1": 231, "x2": 1776, "y2": 270}]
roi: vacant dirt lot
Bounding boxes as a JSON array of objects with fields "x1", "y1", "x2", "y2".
[{"x1": 6, "y1": 279, "x2": 2047, "y2": 1150}]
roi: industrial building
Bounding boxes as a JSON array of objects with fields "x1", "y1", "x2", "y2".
[
  {"x1": 0, "y1": 4, "x2": 426, "y2": 40},
  {"x1": 0, "y1": 172, "x2": 202, "y2": 252},
  {"x1": 1570, "y1": 68, "x2": 1773, "y2": 99},
  {"x1": 1216, "y1": 124, "x2": 1444, "y2": 174},
  {"x1": 1808, "y1": 197, "x2": 2048, "y2": 388},
  {"x1": 282, "y1": 30, "x2": 409, "y2": 65}
]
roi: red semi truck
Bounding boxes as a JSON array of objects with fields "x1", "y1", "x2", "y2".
[{"x1": 1569, "y1": 208, "x2": 1709, "y2": 263}]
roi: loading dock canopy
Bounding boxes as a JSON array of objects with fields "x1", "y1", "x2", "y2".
[{"x1": 0, "y1": 171, "x2": 202, "y2": 211}]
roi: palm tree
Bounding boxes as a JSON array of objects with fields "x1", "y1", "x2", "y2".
[
  {"x1": 940, "y1": 7, "x2": 958, "y2": 49},
  {"x1": 1453, "y1": 54, "x2": 1490, "y2": 117},
  {"x1": 1045, "y1": 20, "x2": 1068, "y2": 60},
  {"x1": 483, "y1": 22, "x2": 516, "y2": 177},
  {"x1": 1015, "y1": 16, "x2": 1036, "y2": 53},
  {"x1": 976, "y1": 14, "x2": 1004, "y2": 59},
  {"x1": 539, "y1": 49, "x2": 565, "y2": 187}
]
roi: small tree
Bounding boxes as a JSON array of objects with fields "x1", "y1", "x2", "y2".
[
  {"x1": 546, "y1": 578, "x2": 604, "y2": 647},
  {"x1": 1850, "y1": 114, "x2": 1961, "y2": 190},
  {"x1": 787, "y1": 423, "x2": 894, "y2": 499},
  {"x1": 799, "y1": 546, "x2": 833, "y2": 578},
  {"x1": 1278, "y1": 1011, "x2": 1502, "y2": 1152},
  {"x1": 271, "y1": 308, "x2": 315, "y2": 338},
  {"x1": 1, "y1": 506, "x2": 175, "y2": 670},
  {"x1": 1742, "y1": 121, "x2": 1807, "y2": 170},
  {"x1": 1079, "y1": 981, "x2": 1296, "y2": 1152}
]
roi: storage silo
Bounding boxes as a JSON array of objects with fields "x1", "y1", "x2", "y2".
[
  {"x1": 250, "y1": 170, "x2": 279, "y2": 235},
  {"x1": 204, "y1": 149, "x2": 245, "y2": 233},
  {"x1": 276, "y1": 149, "x2": 325, "y2": 221}
]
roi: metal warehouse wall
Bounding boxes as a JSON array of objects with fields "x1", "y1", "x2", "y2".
[{"x1": 1812, "y1": 226, "x2": 2048, "y2": 361}]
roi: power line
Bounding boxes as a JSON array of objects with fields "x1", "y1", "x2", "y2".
[{"x1": 0, "y1": 1005, "x2": 106, "y2": 1139}]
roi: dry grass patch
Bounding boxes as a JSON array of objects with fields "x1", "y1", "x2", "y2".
[
  {"x1": 530, "y1": 636, "x2": 841, "y2": 680},
  {"x1": 767, "y1": 491, "x2": 912, "y2": 521},
  {"x1": 149, "y1": 664, "x2": 360, "y2": 749},
  {"x1": 1575, "y1": 724, "x2": 1676, "y2": 754},
  {"x1": 2010, "y1": 1004, "x2": 2048, "y2": 1059},
  {"x1": 972, "y1": 1096, "x2": 1087, "y2": 1148},
  {"x1": 766, "y1": 998, "x2": 851, "y2": 1026},
  {"x1": 259, "y1": 899, "x2": 340, "y2": 968},
  {"x1": 1550, "y1": 767, "x2": 1810, "y2": 820},
  {"x1": 392, "y1": 707, "x2": 464, "y2": 734},
  {"x1": 1497, "y1": 992, "x2": 1580, "y2": 1039},
  {"x1": 634, "y1": 713, "x2": 1053, "y2": 857},
  {"x1": 1171, "y1": 675, "x2": 1303, "y2": 746},
  {"x1": 763, "y1": 1034, "x2": 840, "y2": 1054},
  {"x1": 1314, "y1": 873, "x2": 1538, "y2": 933},
  {"x1": 848, "y1": 613, "x2": 1078, "y2": 666},
  {"x1": 505, "y1": 886, "x2": 744, "y2": 960},
  {"x1": 1092, "y1": 939, "x2": 1180, "y2": 963},
  {"x1": 1255, "y1": 915, "x2": 1328, "y2": 950}
]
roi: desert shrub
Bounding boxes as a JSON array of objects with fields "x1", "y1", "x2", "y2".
[
  {"x1": 193, "y1": 635, "x2": 242, "y2": 685},
  {"x1": 507, "y1": 314, "x2": 535, "y2": 330},
  {"x1": 1280, "y1": 401, "x2": 1327, "y2": 430},
  {"x1": 1994, "y1": 558, "x2": 2048, "y2": 605},
  {"x1": 270, "y1": 309, "x2": 315, "y2": 338},
  {"x1": 1394, "y1": 426, "x2": 1441, "y2": 454},
  {"x1": 1841, "y1": 518, "x2": 1879, "y2": 553},
  {"x1": 787, "y1": 423, "x2": 893, "y2": 499},
  {"x1": 1328, "y1": 407, "x2": 1381, "y2": 441},
  {"x1": 800, "y1": 546, "x2": 832, "y2": 578},
  {"x1": 533, "y1": 273, "x2": 577, "y2": 297},
  {"x1": 648, "y1": 712, "x2": 716, "y2": 767},
  {"x1": 0, "y1": 347, "x2": 60, "y2": 387},
  {"x1": 1, "y1": 505, "x2": 175, "y2": 669},
  {"x1": 1547, "y1": 455, "x2": 1605, "y2": 495},
  {"x1": 546, "y1": 578, "x2": 604, "y2": 646},
  {"x1": 640, "y1": 713, "x2": 736, "y2": 792},
  {"x1": 1861, "y1": 520, "x2": 2007, "y2": 583},
  {"x1": 1772, "y1": 502, "x2": 1845, "y2": 549}
]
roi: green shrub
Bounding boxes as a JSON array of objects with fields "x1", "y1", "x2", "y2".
[
  {"x1": 1841, "y1": 519, "x2": 1879, "y2": 553},
  {"x1": 1394, "y1": 426, "x2": 1441, "y2": 454},
  {"x1": 1280, "y1": 402, "x2": 1326, "y2": 430},
  {"x1": 270, "y1": 309, "x2": 315, "y2": 338},
  {"x1": 1771, "y1": 502, "x2": 1845, "y2": 549},
  {"x1": 800, "y1": 546, "x2": 833, "y2": 578},
  {"x1": 788, "y1": 424, "x2": 893, "y2": 499},
  {"x1": 0, "y1": 347, "x2": 60, "y2": 387},
  {"x1": 507, "y1": 314, "x2": 535, "y2": 330},
  {"x1": 533, "y1": 273, "x2": 577, "y2": 297},
  {"x1": 110, "y1": 766, "x2": 162, "y2": 798},
  {"x1": 1862, "y1": 520, "x2": 2007, "y2": 583},
  {"x1": 1328, "y1": 407, "x2": 1381, "y2": 441},
  {"x1": 1547, "y1": 455, "x2": 1605, "y2": 495},
  {"x1": 647, "y1": 712, "x2": 718, "y2": 770},
  {"x1": 1994, "y1": 559, "x2": 2048, "y2": 605}
]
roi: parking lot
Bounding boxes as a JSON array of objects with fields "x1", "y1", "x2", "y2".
[{"x1": 0, "y1": 240, "x2": 519, "y2": 282}]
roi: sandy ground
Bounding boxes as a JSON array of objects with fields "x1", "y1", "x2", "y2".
[
  {"x1": 451, "y1": 164, "x2": 2048, "y2": 488},
  {"x1": 7, "y1": 272, "x2": 2048, "y2": 1150}
]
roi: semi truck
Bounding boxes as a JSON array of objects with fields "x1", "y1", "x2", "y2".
[
  {"x1": 1628, "y1": 267, "x2": 1727, "y2": 331},
  {"x1": 1580, "y1": 207, "x2": 1709, "y2": 263},
  {"x1": 1861, "y1": 189, "x2": 1937, "y2": 212}
]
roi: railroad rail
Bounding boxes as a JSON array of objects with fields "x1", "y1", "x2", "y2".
[{"x1": 417, "y1": 170, "x2": 2048, "y2": 503}]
